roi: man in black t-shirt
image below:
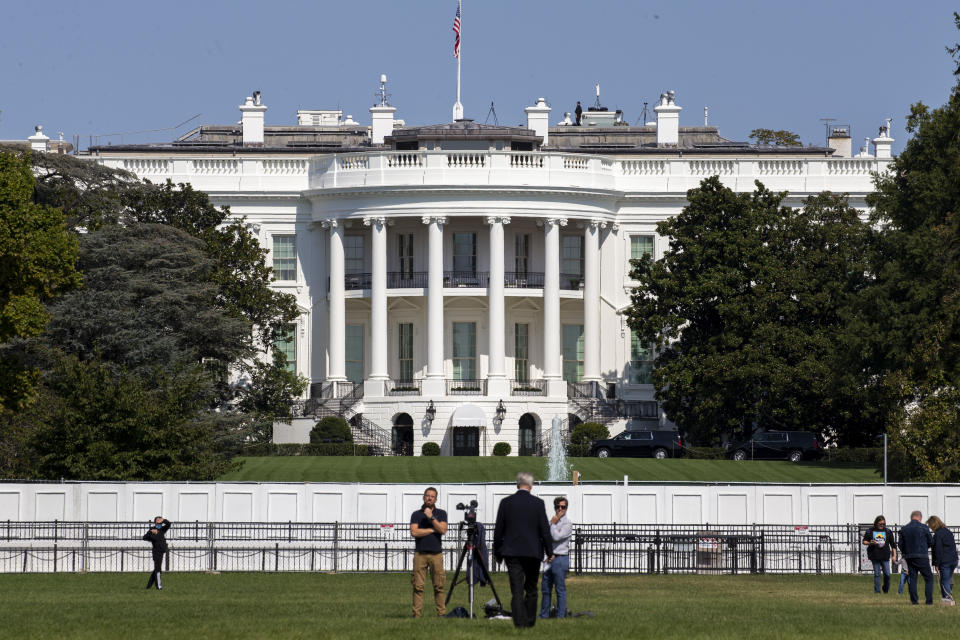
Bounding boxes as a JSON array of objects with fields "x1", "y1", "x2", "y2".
[
  {"x1": 863, "y1": 514, "x2": 897, "y2": 594},
  {"x1": 409, "y1": 487, "x2": 448, "y2": 617}
]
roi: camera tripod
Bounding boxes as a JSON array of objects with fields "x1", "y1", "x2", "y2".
[{"x1": 445, "y1": 522, "x2": 503, "y2": 619}]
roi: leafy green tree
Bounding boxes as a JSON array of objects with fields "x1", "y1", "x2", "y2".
[
  {"x1": 626, "y1": 178, "x2": 875, "y2": 445},
  {"x1": 6, "y1": 354, "x2": 236, "y2": 481},
  {"x1": 749, "y1": 128, "x2": 802, "y2": 146},
  {"x1": 0, "y1": 152, "x2": 81, "y2": 414},
  {"x1": 862, "y1": 13, "x2": 960, "y2": 393},
  {"x1": 570, "y1": 422, "x2": 610, "y2": 444}
]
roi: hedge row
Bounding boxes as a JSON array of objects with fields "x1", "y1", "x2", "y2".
[{"x1": 241, "y1": 443, "x2": 371, "y2": 457}]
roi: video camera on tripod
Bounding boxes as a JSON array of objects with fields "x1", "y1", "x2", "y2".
[{"x1": 456, "y1": 500, "x2": 479, "y2": 528}]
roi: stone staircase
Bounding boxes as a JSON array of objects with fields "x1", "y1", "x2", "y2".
[{"x1": 302, "y1": 382, "x2": 395, "y2": 456}]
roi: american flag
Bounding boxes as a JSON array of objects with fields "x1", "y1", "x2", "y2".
[{"x1": 452, "y1": 5, "x2": 461, "y2": 58}]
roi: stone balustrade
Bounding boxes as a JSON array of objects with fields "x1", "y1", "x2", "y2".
[{"x1": 98, "y1": 151, "x2": 890, "y2": 197}]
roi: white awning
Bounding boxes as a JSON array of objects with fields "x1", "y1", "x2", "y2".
[{"x1": 450, "y1": 404, "x2": 486, "y2": 427}]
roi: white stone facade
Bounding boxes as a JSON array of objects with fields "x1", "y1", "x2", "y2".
[{"x1": 87, "y1": 92, "x2": 892, "y2": 456}]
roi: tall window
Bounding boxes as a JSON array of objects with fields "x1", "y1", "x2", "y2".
[
  {"x1": 629, "y1": 330, "x2": 655, "y2": 384},
  {"x1": 275, "y1": 323, "x2": 297, "y2": 373},
  {"x1": 453, "y1": 233, "x2": 477, "y2": 274},
  {"x1": 272, "y1": 235, "x2": 297, "y2": 281},
  {"x1": 515, "y1": 234, "x2": 530, "y2": 276},
  {"x1": 562, "y1": 324, "x2": 584, "y2": 383},
  {"x1": 398, "y1": 234, "x2": 414, "y2": 278},
  {"x1": 398, "y1": 323, "x2": 414, "y2": 382},
  {"x1": 561, "y1": 236, "x2": 584, "y2": 277},
  {"x1": 344, "y1": 236, "x2": 364, "y2": 273},
  {"x1": 452, "y1": 322, "x2": 476, "y2": 380},
  {"x1": 631, "y1": 235, "x2": 654, "y2": 261},
  {"x1": 514, "y1": 323, "x2": 529, "y2": 381},
  {"x1": 345, "y1": 324, "x2": 364, "y2": 384}
]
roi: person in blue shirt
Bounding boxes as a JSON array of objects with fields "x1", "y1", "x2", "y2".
[
  {"x1": 926, "y1": 515, "x2": 958, "y2": 604},
  {"x1": 898, "y1": 510, "x2": 935, "y2": 605}
]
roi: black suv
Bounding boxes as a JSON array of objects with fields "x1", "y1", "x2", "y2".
[
  {"x1": 726, "y1": 431, "x2": 823, "y2": 462},
  {"x1": 589, "y1": 430, "x2": 684, "y2": 459}
]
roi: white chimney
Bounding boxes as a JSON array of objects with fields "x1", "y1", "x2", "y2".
[
  {"x1": 525, "y1": 97, "x2": 551, "y2": 145},
  {"x1": 239, "y1": 92, "x2": 267, "y2": 146},
  {"x1": 654, "y1": 90, "x2": 681, "y2": 146},
  {"x1": 827, "y1": 126, "x2": 851, "y2": 158},
  {"x1": 873, "y1": 118, "x2": 894, "y2": 159},
  {"x1": 369, "y1": 74, "x2": 396, "y2": 145},
  {"x1": 28, "y1": 125, "x2": 49, "y2": 152}
]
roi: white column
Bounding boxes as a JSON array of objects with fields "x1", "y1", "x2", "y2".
[
  {"x1": 423, "y1": 216, "x2": 447, "y2": 395},
  {"x1": 324, "y1": 218, "x2": 346, "y2": 381},
  {"x1": 486, "y1": 216, "x2": 509, "y2": 395},
  {"x1": 543, "y1": 218, "x2": 566, "y2": 395},
  {"x1": 365, "y1": 217, "x2": 388, "y2": 394},
  {"x1": 583, "y1": 219, "x2": 604, "y2": 382}
]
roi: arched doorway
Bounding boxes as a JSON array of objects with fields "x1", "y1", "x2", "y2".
[
  {"x1": 518, "y1": 413, "x2": 537, "y2": 456},
  {"x1": 392, "y1": 413, "x2": 414, "y2": 456}
]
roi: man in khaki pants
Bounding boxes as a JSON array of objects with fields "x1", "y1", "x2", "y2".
[{"x1": 409, "y1": 487, "x2": 449, "y2": 617}]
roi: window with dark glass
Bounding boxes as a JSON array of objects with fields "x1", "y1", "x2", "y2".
[
  {"x1": 453, "y1": 233, "x2": 477, "y2": 274},
  {"x1": 398, "y1": 233, "x2": 414, "y2": 278},
  {"x1": 561, "y1": 235, "x2": 584, "y2": 277},
  {"x1": 398, "y1": 323, "x2": 414, "y2": 382},
  {"x1": 515, "y1": 234, "x2": 530, "y2": 276},
  {"x1": 514, "y1": 323, "x2": 529, "y2": 381},
  {"x1": 272, "y1": 235, "x2": 297, "y2": 281}
]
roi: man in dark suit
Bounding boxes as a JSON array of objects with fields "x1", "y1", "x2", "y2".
[
  {"x1": 494, "y1": 471, "x2": 554, "y2": 628},
  {"x1": 898, "y1": 510, "x2": 935, "y2": 605}
]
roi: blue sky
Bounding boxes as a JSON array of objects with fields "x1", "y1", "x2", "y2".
[{"x1": 1, "y1": 1, "x2": 957, "y2": 153}]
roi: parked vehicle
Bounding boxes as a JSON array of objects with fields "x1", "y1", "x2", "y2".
[
  {"x1": 589, "y1": 430, "x2": 684, "y2": 459},
  {"x1": 726, "y1": 431, "x2": 823, "y2": 462}
]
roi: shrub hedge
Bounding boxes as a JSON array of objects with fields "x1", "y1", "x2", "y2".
[
  {"x1": 493, "y1": 442, "x2": 512, "y2": 456},
  {"x1": 310, "y1": 416, "x2": 352, "y2": 444},
  {"x1": 241, "y1": 443, "x2": 370, "y2": 456},
  {"x1": 421, "y1": 442, "x2": 441, "y2": 456},
  {"x1": 570, "y1": 422, "x2": 609, "y2": 445}
]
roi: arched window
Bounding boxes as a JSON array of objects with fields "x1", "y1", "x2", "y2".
[
  {"x1": 392, "y1": 413, "x2": 414, "y2": 456},
  {"x1": 518, "y1": 413, "x2": 537, "y2": 456}
]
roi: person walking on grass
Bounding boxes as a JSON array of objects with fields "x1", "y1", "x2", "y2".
[
  {"x1": 862, "y1": 515, "x2": 897, "y2": 594},
  {"x1": 409, "y1": 487, "x2": 448, "y2": 618},
  {"x1": 926, "y1": 515, "x2": 958, "y2": 605},
  {"x1": 143, "y1": 516, "x2": 171, "y2": 590},
  {"x1": 898, "y1": 510, "x2": 935, "y2": 605}
]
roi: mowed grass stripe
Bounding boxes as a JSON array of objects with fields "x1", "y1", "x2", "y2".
[
  {"x1": 0, "y1": 572, "x2": 954, "y2": 640},
  {"x1": 220, "y1": 456, "x2": 880, "y2": 484}
]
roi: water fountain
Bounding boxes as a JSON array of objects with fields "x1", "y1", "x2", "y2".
[{"x1": 546, "y1": 415, "x2": 570, "y2": 482}]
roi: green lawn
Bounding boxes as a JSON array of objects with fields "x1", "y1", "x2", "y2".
[
  {"x1": 0, "y1": 572, "x2": 954, "y2": 639},
  {"x1": 221, "y1": 456, "x2": 880, "y2": 484}
]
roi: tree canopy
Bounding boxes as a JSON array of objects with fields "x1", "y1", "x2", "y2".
[
  {"x1": 0, "y1": 152, "x2": 81, "y2": 415},
  {"x1": 626, "y1": 178, "x2": 875, "y2": 445},
  {"x1": 748, "y1": 129, "x2": 802, "y2": 146}
]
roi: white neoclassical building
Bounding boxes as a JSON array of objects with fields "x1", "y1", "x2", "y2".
[{"x1": 83, "y1": 86, "x2": 893, "y2": 456}]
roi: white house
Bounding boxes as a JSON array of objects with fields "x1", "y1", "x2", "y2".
[{"x1": 81, "y1": 85, "x2": 894, "y2": 456}]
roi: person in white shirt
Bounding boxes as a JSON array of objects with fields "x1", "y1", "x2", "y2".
[{"x1": 539, "y1": 496, "x2": 572, "y2": 618}]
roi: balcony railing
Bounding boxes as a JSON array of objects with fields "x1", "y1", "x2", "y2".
[
  {"x1": 504, "y1": 271, "x2": 545, "y2": 288},
  {"x1": 344, "y1": 273, "x2": 371, "y2": 290},
  {"x1": 387, "y1": 271, "x2": 428, "y2": 288},
  {"x1": 385, "y1": 379, "x2": 422, "y2": 396},
  {"x1": 559, "y1": 273, "x2": 584, "y2": 290},
  {"x1": 444, "y1": 271, "x2": 489, "y2": 288},
  {"x1": 510, "y1": 379, "x2": 547, "y2": 396},
  {"x1": 446, "y1": 378, "x2": 487, "y2": 395}
]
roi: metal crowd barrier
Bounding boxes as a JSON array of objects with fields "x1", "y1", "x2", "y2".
[{"x1": 0, "y1": 521, "x2": 879, "y2": 575}]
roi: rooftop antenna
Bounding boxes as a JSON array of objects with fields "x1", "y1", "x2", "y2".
[
  {"x1": 634, "y1": 101, "x2": 650, "y2": 125},
  {"x1": 594, "y1": 81, "x2": 602, "y2": 109},
  {"x1": 375, "y1": 74, "x2": 391, "y2": 106},
  {"x1": 819, "y1": 117, "x2": 836, "y2": 147},
  {"x1": 485, "y1": 101, "x2": 499, "y2": 125}
]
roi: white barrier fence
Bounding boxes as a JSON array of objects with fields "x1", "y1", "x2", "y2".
[{"x1": 2, "y1": 481, "x2": 959, "y2": 527}]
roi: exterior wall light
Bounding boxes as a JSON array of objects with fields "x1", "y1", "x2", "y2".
[
  {"x1": 425, "y1": 400, "x2": 436, "y2": 424},
  {"x1": 493, "y1": 399, "x2": 506, "y2": 427}
]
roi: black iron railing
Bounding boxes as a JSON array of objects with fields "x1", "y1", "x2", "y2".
[
  {"x1": 344, "y1": 273, "x2": 371, "y2": 290},
  {"x1": 386, "y1": 271, "x2": 428, "y2": 288},
  {"x1": 384, "y1": 379, "x2": 421, "y2": 396},
  {"x1": 445, "y1": 379, "x2": 487, "y2": 395},
  {"x1": 0, "y1": 522, "x2": 873, "y2": 575},
  {"x1": 504, "y1": 271, "x2": 545, "y2": 288},
  {"x1": 510, "y1": 379, "x2": 547, "y2": 396},
  {"x1": 443, "y1": 271, "x2": 489, "y2": 288},
  {"x1": 559, "y1": 272, "x2": 584, "y2": 290}
]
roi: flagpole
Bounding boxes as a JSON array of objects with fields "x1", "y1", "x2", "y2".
[{"x1": 453, "y1": 0, "x2": 463, "y2": 121}]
